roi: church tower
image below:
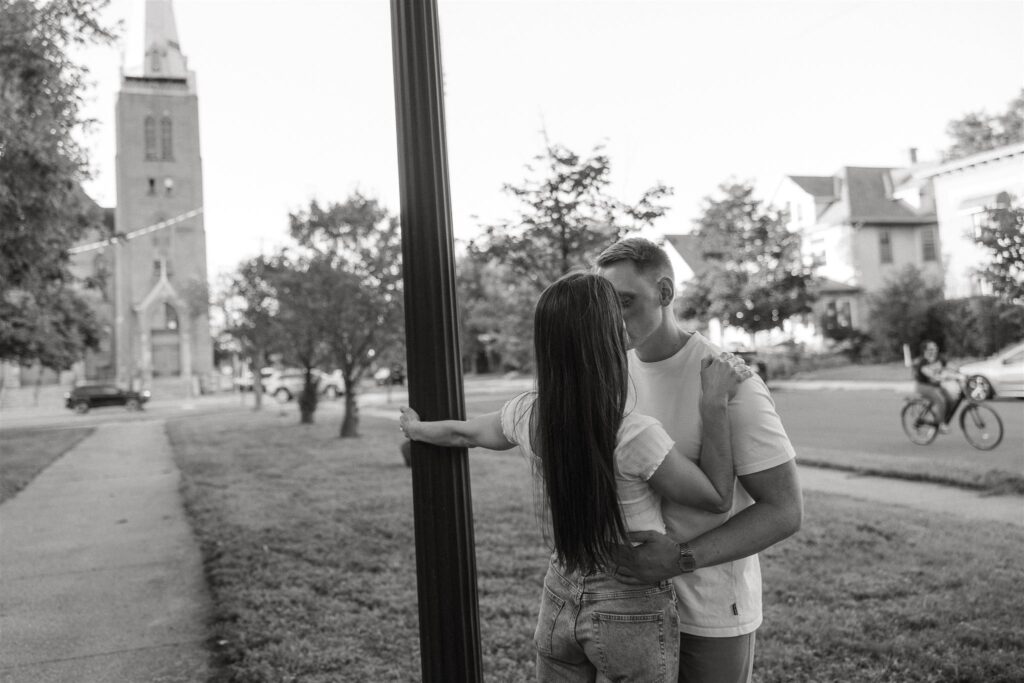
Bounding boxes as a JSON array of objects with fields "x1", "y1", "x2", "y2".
[{"x1": 113, "y1": 0, "x2": 212, "y2": 388}]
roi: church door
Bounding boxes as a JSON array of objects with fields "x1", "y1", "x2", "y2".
[{"x1": 151, "y1": 330, "x2": 181, "y2": 377}]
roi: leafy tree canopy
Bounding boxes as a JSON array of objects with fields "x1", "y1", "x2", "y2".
[
  {"x1": 943, "y1": 88, "x2": 1024, "y2": 161},
  {"x1": 677, "y1": 181, "x2": 814, "y2": 335},
  {"x1": 468, "y1": 142, "x2": 672, "y2": 290},
  {"x1": 0, "y1": 0, "x2": 116, "y2": 368},
  {"x1": 461, "y1": 141, "x2": 671, "y2": 369},
  {"x1": 976, "y1": 196, "x2": 1024, "y2": 304},
  {"x1": 286, "y1": 193, "x2": 404, "y2": 435}
]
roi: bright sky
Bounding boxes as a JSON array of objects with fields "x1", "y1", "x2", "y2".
[{"x1": 77, "y1": 0, "x2": 1024, "y2": 284}]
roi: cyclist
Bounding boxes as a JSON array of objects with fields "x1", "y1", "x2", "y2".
[{"x1": 912, "y1": 340, "x2": 960, "y2": 434}]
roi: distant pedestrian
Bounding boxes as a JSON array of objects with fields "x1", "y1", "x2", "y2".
[
  {"x1": 912, "y1": 340, "x2": 960, "y2": 433},
  {"x1": 400, "y1": 272, "x2": 750, "y2": 682}
]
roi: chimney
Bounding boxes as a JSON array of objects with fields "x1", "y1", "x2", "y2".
[{"x1": 908, "y1": 147, "x2": 918, "y2": 164}]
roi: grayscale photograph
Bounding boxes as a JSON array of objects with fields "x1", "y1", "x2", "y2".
[{"x1": 1, "y1": 0, "x2": 1021, "y2": 681}]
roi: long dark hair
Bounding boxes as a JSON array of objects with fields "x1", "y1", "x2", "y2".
[{"x1": 532, "y1": 271, "x2": 629, "y2": 574}]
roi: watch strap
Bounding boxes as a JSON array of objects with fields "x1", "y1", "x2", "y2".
[{"x1": 677, "y1": 542, "x2": 696, "y2": 574}]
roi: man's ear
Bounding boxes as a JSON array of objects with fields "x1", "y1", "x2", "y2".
[{"x1": 657, "y1": 276, "x2": 675, "y2": 307}]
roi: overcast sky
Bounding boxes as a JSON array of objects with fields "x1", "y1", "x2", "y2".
[{"x1": 76, "y1": 0, "x2": 1024, "y2": 283}]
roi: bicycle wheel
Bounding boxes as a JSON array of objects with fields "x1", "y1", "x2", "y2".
[
  {"x1": 901, "y1": 400, "x2": 938, "y2": 445},
  {"x1": 960, "y1": 403, "x2": 1003, "y2": 451}
]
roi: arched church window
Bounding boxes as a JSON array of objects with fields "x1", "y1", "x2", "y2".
[
  {"x1": 165, "y1": 303, "x2": 179, "y2": 331},
  {"x1": 144, "y1": 116, "x2": 157, "y2": 160},
  {"x1": 160, "y1": 116, "x2": 173, "y2": 160}
]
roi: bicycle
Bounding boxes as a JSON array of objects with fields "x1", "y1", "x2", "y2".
[{"x1": 901, "y1": 373, "x2": 1004, "y2": 450}]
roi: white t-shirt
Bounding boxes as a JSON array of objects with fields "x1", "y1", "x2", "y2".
[
  {"x1": 628, "y1": 332, "x2": 796, "y2": 638},
  {"x1": 499, "y1": 391, "x2": 675, "y2": 535}
]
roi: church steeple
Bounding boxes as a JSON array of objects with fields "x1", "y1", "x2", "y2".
[{"x1": 143, "y1": 0, "x2": 188, "y2": 79}]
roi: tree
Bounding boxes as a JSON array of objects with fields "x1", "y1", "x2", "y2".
[
  {"x1": 222, "y1": 255, "x2": 287, "y2": 411},
  {"x1": 469, "y1": 142, "x2": 672, "y2": 289},
  {"x1": 288, "y1": 193, "x2": 404, "y2": 437},
  {"x1": 456, "y1": 254, "x2": 535, "y2": 373},
  {"x1": 677, "y1": 181, "x2": 815, "y2": 339},
  {"x1": 943, "y1": 88, "x2": 1024, "y2": 161},
  {"x1": 865, "y1": 265, "x2": 944, "y2": 361},
  {"x1": 465, "y1": 141, "x2": 672, "y2": 366},
  {"x1": 1, "y1": 0, "x2": 116, "y2": 370},
  {"x1": 269, "y1": 253, "x2": 340, "y2": 425},
  {"x1": 975, "y1": 197, "x2": 1024, "y2": 304}
]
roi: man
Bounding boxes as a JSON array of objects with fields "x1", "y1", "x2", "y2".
[
  {"x1": 912, "y1": 340, "x2": 956, "y2": 434},
  {"x1": 596, "y1": 237, "x2": 803, "y2": 683}
]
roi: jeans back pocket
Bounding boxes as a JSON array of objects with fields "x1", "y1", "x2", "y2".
[{"x1": 592, "y1": 607, "x2": 679, "y2": 682}]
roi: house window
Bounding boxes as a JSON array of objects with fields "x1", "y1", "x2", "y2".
[
  {"x1": 810, "y1": 238, "x2": 826, "y2": 267},
  {"x1": 922, "y1": 227, "x2": 937, "y2": 262},
  {"x1": 160, "y1": 116, "x2": 173, "y2": 160},
  {"x1": 879, "y1": 231, "x2": 893, "y2": 264},
  {"x1": 147, "y1": 178, "x2": 156, "y2": 195},
  {"x1": 164, "y1": 304, "x2": 179, "y2": 331},
  {"x1": 969, "y1": 210, "x2": 989, "y2": 240},
  {"x1": 144, "y1": 116, "x2": 157, "y2": 160},
  {"x1": 838, "y1": 301, "x2": 851, "y2": 328}
]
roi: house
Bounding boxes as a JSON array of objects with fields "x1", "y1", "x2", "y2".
[
  {"x1": 911, "y1": 142, "x2": 1024, "y2": 299},
  {"x1": 774, "y1": 166, "x2": 942, "y2": 339}
]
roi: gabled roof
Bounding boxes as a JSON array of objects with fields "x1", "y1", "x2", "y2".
[
  {"x1": 788, "y1": 175, "x2": 836, "y2": 198},
  {"x1": 664, "y1": 234, "x2": 713, "y2": 277},
  {"x1": 919, "y1": 141, "x2": 1024, "y2": 178},
  {"x1": 844, "y1": 167, "x2": 935, "y2": 225},
  {"x1": 134, "y1": 260, "x2": 184, "y2": 313}
]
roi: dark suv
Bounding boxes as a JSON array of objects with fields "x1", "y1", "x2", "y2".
[{"x1": 65, "y1": 385, "x2": 151, "y2": 414}]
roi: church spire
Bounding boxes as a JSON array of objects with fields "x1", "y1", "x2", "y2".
[{"x1": 143, "y1": 0, "x2": 188, "y2": 78}]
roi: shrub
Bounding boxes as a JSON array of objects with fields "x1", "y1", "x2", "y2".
[
  {"x1": 930, "y1": 296, "x2": 1024, "y2": 358},
  {"x1": 865, "y1": 266, "x2": 945, "y2": 361}
]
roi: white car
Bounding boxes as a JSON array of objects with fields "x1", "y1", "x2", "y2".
[
  {"x1": 263, "y1": 368, "x2": 310, "y2": 403},
  {"x1": 959, "y1": 342, "x2": 1024, "y2": 400}
]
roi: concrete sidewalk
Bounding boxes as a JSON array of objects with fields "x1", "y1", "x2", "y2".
[
  {"x1": 797, "y1": 465, "x2": 1023, "y2": 527},
  {"x1": 0, "y1": 420, "x2": 210, "y2": 682}
]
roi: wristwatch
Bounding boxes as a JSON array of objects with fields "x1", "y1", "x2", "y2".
[{"x1": 676, "y1": 542, "x2": 696, "y2": 574}]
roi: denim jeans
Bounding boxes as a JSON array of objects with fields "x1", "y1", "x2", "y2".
[{"x1": 534, "y1": 557, "x2": 680, "y2": 682}]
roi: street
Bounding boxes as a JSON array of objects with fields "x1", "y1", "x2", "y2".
[
  {"x1": 771, "y1": 388, "x2": 1024, "y2": 478},
  {"x1": 4, "y1": 384, "x2": 1022, "y2": 481}
]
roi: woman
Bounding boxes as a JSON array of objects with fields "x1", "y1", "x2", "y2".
[
  {"x1": 399, "y1": 272, "x2": 746, "y2": 682},
  {"x1": 913, "y1": 340, "x2": 959, "y2": 433}
]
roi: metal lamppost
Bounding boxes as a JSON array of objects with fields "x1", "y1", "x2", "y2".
[{"x1": 390, "y1": 1, "x2": 483, "y2": 681}]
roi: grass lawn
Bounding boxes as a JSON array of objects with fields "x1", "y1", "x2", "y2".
[
  {"x1": 0, "y1": 426, "x2": 94, "y2": 503},
  {"x1": 167, "y1": 403, "x2": 1024, "y2": 683}
]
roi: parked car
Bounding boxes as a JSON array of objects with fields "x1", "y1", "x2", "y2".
[
  {"x1": 958, "y1": 341, "x2": 1024, "y2": 400},
  {"x1": 319, "y1": 369, "x2": 345, "y2": 399},
  {"x1": 263, "y1": 368, "x2": 310, "y2": 403},
  {"x1": 65, "y1": 385, "x2": 150, "y2": 414},
  {"x1": 232, "y1": 367, "x2": 273, "y2": 392}
]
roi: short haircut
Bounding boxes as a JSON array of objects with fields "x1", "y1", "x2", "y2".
[{"x1": 595, "y1": 237, "x2": 674, "y2": 281}]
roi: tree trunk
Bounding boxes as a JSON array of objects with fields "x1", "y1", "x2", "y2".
[
  {"x1": 340, "y1": 377, "x2": 359, "y2": 437},
  {"x1": 298, "y1": 367, "x2": 319, "y2": 424},
  {"x1": 253, "y1": 356, "x2": 264, "y2": 411}
]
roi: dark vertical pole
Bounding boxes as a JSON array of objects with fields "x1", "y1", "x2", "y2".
[{"x1": 390, "y1": 2, "x2": 483, "y2": 682}]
